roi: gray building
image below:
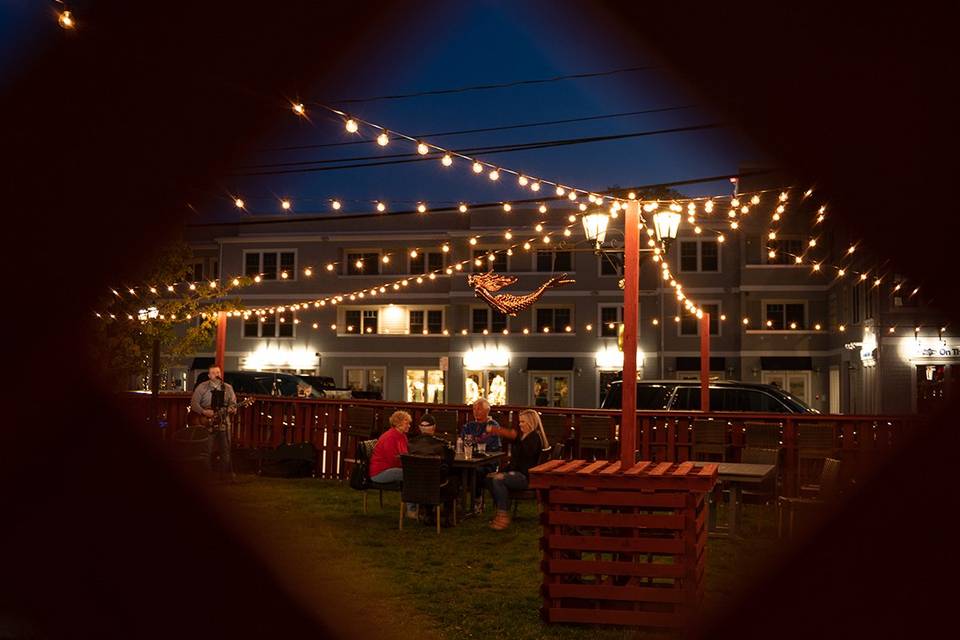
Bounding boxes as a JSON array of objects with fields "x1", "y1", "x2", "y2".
[{"x1": 176, "y1": 192, "x2": 945, "y2": 414}]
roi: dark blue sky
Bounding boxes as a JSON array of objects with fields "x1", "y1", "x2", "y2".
[{"x1": 3, "y1": 2, "x2": 766, "y2": 220}]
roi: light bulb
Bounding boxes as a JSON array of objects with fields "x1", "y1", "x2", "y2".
[
  {"x1": 459, "y1": 204, "x2": 468, "y2": 213},
  {"x1": 564, "y1": 228, "x2": 571, "y2": 237},
  {"x1": 815, "y1": 323, "x2": 822, "y2": 331},
  {"x1": 568, "y1": 214, "x2": 577, "y2": 222},
  {"x1": 751, "y1": 195, "x2": 760, "y2": 205},
  {"x1": 292, "y1": 103, "x2": 306, "y2": 116},
  {"x1": 376, "y1": 202, "x2": 386, "y2": 212},
  {"x1": 441, "y1": 154, "x2": 453, "y2": 166},
  {"x1": 704, "y1": 200, "x2": 714, "y2": 213},
  {"x1": 382, "y1": 255, "x2": 390, "y2": 264},
  {"x1": 355, "y1": 260, "x2": 363, "y2": 269},
  {"x1": 555, "y1": 186, "x2": 565, "y2": 196},
  {"x1": 769, "y1": 250, "x2": 776, "y2": 259},
  {"x1": 567, "y1": 191, "x2": 577, "y2": 201},
  {"x1": 469, "y1": 237, "x2": 477, "y2": 245},
  {"x1": 326, "y1": 263, "x2": 334, "y2": 271},
  {"x1": 234, "y1": 198, "x2": 245, "y2": 208},
  {"x1": 442, "y1": 244, "x2": 450, "y2": 252},
  {"x1": 809, "y1": 239, "x2": 817, "y2": 247},
  {"x1": 543, "y1": 236, "x2": 551, "y2": 244},
  {"x1": 530, "y1": 182, "x2": 541, "y2": 192},
  {"x1": 304, "y1": 268, "x2": 312, "y2": 277},
  {"x1": 743, "y1": 318, "x2": 750, "y2": 325},
  {"x1": 281, "y1": 199, "x2": 291, "y2": 210},
  {"x1": 410, "y1": 250, "x2": 418, "y2": 258},
  {"x1": 503, "y1": 203, "x2": 512, "y2": 212},
  {"x1": 579, "y1": 203, "x2": 587, "y2": 211},
  {"x1": 58, "y1": 10, "x2": 75, "y2": 28},
  {"x1": 472, "y1": 162, "x2": 483, "y2": 174},
  {"x1": 344, "y1": 118, "x2": 358, "y2": 133},
  {"x1": 539, "y1": 204, "x2": 547, "y2": 214},
  {"x1": 417, "y1": 203, "x2": 427, "y2": 213},
  {"x1": 518, "y1": 175, "x2": 528, "y2": 186},
  {"x1": 504, "y1": 231, "x2": 513, "y2": 240},
  {"x1": 331, "y1": 200, "x2": 341, "y2": 210},
  {"x1": 489, "y1": 169, "x2": 500, "y2": 181},
  {"x1": 731, "y1": 198, "x2": 740, "y2": 207},
  {"x1": 838, "y1": 269, "x2": 846, "y2": 276},
  {"x1": 377, "y1": 131, "x2": 389, "y2": 146},
  {"x1": 523, "y1": 242, "x2": 531, "y2": 251},
  {"x1": 535, "y1": 223, "x2": 543, "y2": 232},
  {"x1": 417, "y1": 142, "x2": 429, "y2": 155},
  {"x1": 718, "y1": 235, "x2": 725, "y2": 243}
]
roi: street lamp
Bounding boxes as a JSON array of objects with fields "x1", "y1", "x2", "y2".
[
  {"x1": 652, "y1": 210, "x2": 681, "y2": 253},
  {"x1": 581, "y1": 211, "x2": 610, "y2": 252}
]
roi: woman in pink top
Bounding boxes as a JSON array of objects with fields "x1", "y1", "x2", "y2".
[{"x1": 369, "y1": 410, "x2": 411, "y2": 483}]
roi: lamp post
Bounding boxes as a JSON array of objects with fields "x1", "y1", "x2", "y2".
[
  {"x1": 651, "y1": 209, "x2": 681, "y2": 381},
  {"x1": 581, "y1": 211, "x2": 610, "y2": 253}
]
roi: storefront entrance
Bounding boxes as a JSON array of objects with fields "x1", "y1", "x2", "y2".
[
  {"x1": 917, "y1": 364, "x2": 954, "y2": 413},
  {"x1": 465, "y1": 369, "x2": 507, "y2": 405},
  {"x1": 762, "y1": 370, "x2": 812, "y2": 405},
  {"x1": 530, "y1": 372, "x2": 572, "y2": 407}
]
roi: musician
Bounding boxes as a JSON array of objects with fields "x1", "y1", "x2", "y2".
[{"x1": 190, "y1": 365, "x2": 238, "y2": 477}]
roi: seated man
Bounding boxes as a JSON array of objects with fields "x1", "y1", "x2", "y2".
[
  {"x1": 409, "y1": 414, "x2": 457, "y2": 525},
  {"x1": 460, "y1": 398, "x2": 502, "y2": 513}
]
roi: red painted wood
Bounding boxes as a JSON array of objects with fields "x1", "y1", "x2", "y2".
[
  {"x1": 624, "y1": 461, "x2": 653, "y2": 475},
  {"x1": 700, "y1": 312, "x2": 710, "y2": 412},
  {"x1": 544, "y1": 510, "x2": 686, "y2": 529},
  {"x1": 620, "y1": 201, "x2": 641, "y2": 469},
  {"x1": 544, "y1": 608, "x2": 687, "y2": 628},
  {"x1": 577, "y1": 460, "x2": 612, "y2": 475},
  {"x1": 544, "y1": 534, "x2": 685, "y2": 554},
  {"x1": 215, "y1": 311, "x2": 226, "y2": 372},
  {"x1": 545, "y1": 559, "x2": 687, "y2": 579},
  {"x1": 599, "y1": 461, "x2": 622, "y2": 475},
  {"x1": 543, "y1": 489, "x2": 689, "y2": 508},
  {"x1": 545, "y1": 583, "x2": 687, "y2": 604}
]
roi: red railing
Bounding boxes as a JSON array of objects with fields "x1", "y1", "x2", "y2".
[{"x1": 122, "y1": 392, "x2": 926, "y2": 495}]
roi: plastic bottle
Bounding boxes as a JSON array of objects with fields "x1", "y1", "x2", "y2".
[{"x1": 456, "y1": 436, "x2": 463, "y2": 455}]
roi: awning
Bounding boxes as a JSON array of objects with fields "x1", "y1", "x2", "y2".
[
  {"x1": 527, "y1": 357, "x2": 574, "y2": 371},
  {"x1": 761, "y1": 356, "x2": 813, "y2": 370},
  {"x1": 675, "y1": 357, "x2": 726, "y2": 371},
  {"x1": 190, "y1": 357, "x2": 215, "y2": 370}
]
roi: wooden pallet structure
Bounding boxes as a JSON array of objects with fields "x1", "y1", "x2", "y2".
[{"x1": 529, "y1": 458, "x2": 718, "y2": 628}]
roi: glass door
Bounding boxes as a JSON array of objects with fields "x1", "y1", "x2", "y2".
[
  {"x1": 762, "y1": 370, "x2": 811, "y2": 405},
  {"x1": 530, "y1": 372, "x2": 572, "y2": 407},
  {"x1": 465, "y1": 369, "x2": 508, "y2": 405}
]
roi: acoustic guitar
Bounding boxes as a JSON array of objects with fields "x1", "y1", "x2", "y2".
[{"x1": 188, "y1": 396, "x2": 254, "y2": 429}]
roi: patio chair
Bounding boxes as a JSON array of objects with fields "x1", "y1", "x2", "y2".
[
  {"x1": 399, "y1": 455, "x2": 460, "y2": 534},
  {"x1": 539, "y1": 414, "x2": 571, "y2": 451},
  {"x1": 341, "y1": 405, "x2": 377, "y2": 474},
  {"x1": 740, "y1": 447, "x2": 780, "y2": 504},
  {"x1": 777, "y1": 457, "x2": 841, "y2": 538},
  {"x1": 509, "y1": 443, "x2": 563, "y2": 517},
  {"x1": 575, "y1": 416, "x2": 615, "y2": 460},
  {"x1": 744, "y1": 421, "x2": 781, "y2": 449},
  {"x1": 692, "y1": 419, "x2": 729, "y2": 461},
  {"x1": 356, "y1": 439, "x2": 402, "y2": 514},
  {"x1": 798, "y1": 421, "x2": 838, "y2": 486}
]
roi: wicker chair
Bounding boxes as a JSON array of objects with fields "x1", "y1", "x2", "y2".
[
  {"x1": 740, "y1": 447, "x2": 780, "y2": 504},
  {"x1": 798, "y1": 422, "x2": 838, "y2": 486},
  {"x1": 539, "y1": 414, "x2": 571, "y2": 452},
  {"x1": 399, "y1": 455, "x2": 460, "y2": 534},
  {"x1": 744, "y1": 421, "x2": 781, "y2": 449},
  {"x1": 356, "y1": 439, "x2": 402, "y2": 513},
  {"x1": 778, "y1": 457, "x2": 841, "y2": 538},
  {"x1": 576, "y1": 416, "x2": 615, "y2": 460},
  {"x1": 341, "y1": 406, "x2": 378, "y2": 475},
  {"x1": 692, "y1": 419, "x2": 729, "y2": 461}
]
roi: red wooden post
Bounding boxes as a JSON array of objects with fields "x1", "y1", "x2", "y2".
[
  {"x1": 215, "y1": 310, "x2": 227, "y2": 372},
  {"x1": 700, "y1": 312, "x2": 710, "y2": 412},
  {"x1": 621, "y1": 201, "x2": 641, "y2": 467}
]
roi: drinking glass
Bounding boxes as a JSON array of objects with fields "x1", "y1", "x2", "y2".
[
  {"x1": 477, "y1": 442, "x2": 486, "y2": 454},
  {"x1": 463, "y1": 445, "x2": 473, "y2": 460}
]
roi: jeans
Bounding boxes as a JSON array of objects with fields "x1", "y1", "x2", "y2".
[
  {"x1": 209, "y1": 430, "x2": 231, "y2": 474},
  {"x1": 371, "y1": 467, "x2": 403, "y2": 483},
  {"x1": 487, "y1": 471, "x2": 529, "y2": 511}
]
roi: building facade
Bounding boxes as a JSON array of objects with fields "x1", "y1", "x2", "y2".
[{"x1": 175, "y1": 195, "x2": 944, "y2": 414}]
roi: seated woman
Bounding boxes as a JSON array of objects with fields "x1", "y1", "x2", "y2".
[
  {"x1": 484, "y1": 409, "x2": 549, "y2": 530},
  {"x1": 369, "y1": 410, "x2": 411, "y2": 484}
]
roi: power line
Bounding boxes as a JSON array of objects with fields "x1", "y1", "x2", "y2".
[
  {"x1": 191, "y1": 170, "x2": 776, "y2": 227},
  {"x1": 327, "y1": 66, "x2": 660, "y2": 104},
  {"x1": 262, "y1": 104, "x2": 699, "y2": 152},
  {"x1": 231, "y1": 123, "x2": 724, "y2": 177}
]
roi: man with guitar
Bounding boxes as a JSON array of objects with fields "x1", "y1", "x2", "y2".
[{"x1": 190, "y1": 365, "x2": 238, "y2": 479}]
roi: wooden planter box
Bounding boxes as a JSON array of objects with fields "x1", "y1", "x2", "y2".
[{"x1": 529, "y1": 459, "x2": 718, "y2": 628}]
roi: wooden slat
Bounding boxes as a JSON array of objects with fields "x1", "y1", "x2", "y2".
[
  {"x1": 545, "y1": 559, "x2": 686, "y2": 579},
  {"x1": 544, "y1": 510, "x2": 686, "y2": 530},
  {"x1": 576, "y1": 460, "x2": 611, "y2": 475},
  {"x1": 543, "y1": 608, "x2": 687, "y2": 628},
  {"x1": 544, "y1": 534, "x2": 685, "y2": 554},
  {"x1": 544, "y1": 583, "x2": 687, "y2": 604},
  {"x1": 672, "y1": 461, "x2": 694, "y2": 477},
  {"x1": 697, "y1": 463, "x2": 718, "y2": 477},
  {"x1": 598, "y1": 461, "x2": 622, "y2": 475},
  {"x1": 648, "y1": 462, "x2": 673, "y2": 476},
  {"x1": 545, "y1": 489, "x2": 688, "y2": 508},
  {"x1": 529, "y1": 459, "x2": 566, "y2": 474},
  {"x1": 554, "y1": 459, "x2": 589, "y2": 474},
  {"x1": 532, "y1": 474, "x2": 716, "y2": 492},
  {"x1": 624, "y1": 461, "x2": 653, "y2": 475}
]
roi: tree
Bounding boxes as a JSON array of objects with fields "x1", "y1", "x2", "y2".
[{"x1": 91, "y1": 242, "x2": 252, "y2": 390}]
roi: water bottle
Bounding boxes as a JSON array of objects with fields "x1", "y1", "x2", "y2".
[{"x1": 456, "y1": 436, "x2": 463, "y2": 455}]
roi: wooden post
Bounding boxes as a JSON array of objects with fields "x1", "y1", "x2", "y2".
[
  {"x1": 700, "y1": 312, "x2": 710, "y2": 412},
  {"x1": 215, "y1": 310, "x2": 227, "y2": 371},
  {"x1": 621, "y1": 202, "x2": 641, "y2": 467}
]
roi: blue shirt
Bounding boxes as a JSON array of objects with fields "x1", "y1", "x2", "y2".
[{"x1": 460, "y1": 418, "x2": 501, "y2": 451}]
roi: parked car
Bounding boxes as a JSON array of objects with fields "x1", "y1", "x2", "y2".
[
  {"x1": 600, "y1": 379, "x2": 817, "y2": 413},
  {"x1": 298, "y1": 375, "x2": 357, "y2": 399},
  {"x1": 194, "y1": 371, "x2": 322, "y2": 398}
]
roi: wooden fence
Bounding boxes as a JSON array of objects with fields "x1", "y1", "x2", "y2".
[{"x1": 120, "y1": 392, "x2": 926, "y2": 495}]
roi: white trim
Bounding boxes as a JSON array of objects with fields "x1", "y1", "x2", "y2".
[
  {"x1": 740, "y1": 284, "x2": 830, "y2": 292},
  {"x1": 220, "y1": 233, "x2": 454, "y2": 244},
  {"x1": 745, "y1": 329, "x2": 822, "y2": 335}
]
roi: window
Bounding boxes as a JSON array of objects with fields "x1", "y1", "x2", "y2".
[
  {"x1": 409, "y1": 309, "x2": 444, "y2": 334},
  {"x1": 186, "y1": 262, "x2": 204, "y2": 281},
  {"x1": 599, "y1": 305, "x2": 623, "y2": 337},
  {"x1": 244, "y1": 251, "x2": 296, "y2": 280},
  {"x1": 472, "y1": 307, "x2": 507, "y2": 333},
  {"x1": 409, "y1": 251, "x2": 445, "y2": 274},
  {"x1": 345, "y1": 367, "x2": 385, "y2": 396},
  {"x1": 765, "y1": 238, "x2": 804, "y2": 265},
  {"x1": 670, "y1": 387, "x2": 787, "y2": 412},
  {"x1": 472, "y1": 249, "x2": 507, "y2": 273},
  {"x1": 346, "y1": 252, "x2": 380, "y2": 276},
  {"x1": 465, "y1": 369, "x2": 507, "y2": 405},
  {"x1": 679, "y1": 303, "x2": 720, "y2": 336},
  {"x1": 406, "y1": 369, "x2": 445, "y2": 403},
  {"x1": 865, "y1": 282, "x2": 875, "y2": 320},
  {"x1": 852, "y1": 283, "x2": 862, "y2": 324},
  {"x1": 600, "y1": 251, "x2": 623, "y2": 276},
  {"x1": 535, "y1": 307, "x2": 572, "y2": 333},
  {"x1": 536, "y1": 250, "x2": 572, "y2": 272},
  {"x1": 678, "y1": 240, "x2": 719, "y2": 272},
  {"x1": 763, "y1": 302, "x2": 806, "y2": 330},
  {"x1": 343, "y1": 309, "x2": 378, "y2": 334},
  {"x1": 243, "y1": 311, "x2": 295, "y2": 338}
]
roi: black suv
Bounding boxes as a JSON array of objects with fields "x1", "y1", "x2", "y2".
[
  {"x1": 194, "y1": 371, "x2": 322, "y2": 398},
  {"x1": 601, "y1": 380, "x2": 817, "y2": 413}
]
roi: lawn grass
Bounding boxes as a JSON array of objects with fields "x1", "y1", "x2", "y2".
[{"x1": 210, "y1": 476, "x2": 783, "y2": 640}]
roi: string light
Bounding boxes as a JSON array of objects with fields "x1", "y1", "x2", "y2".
[
  {"x1": 472, "y1": 162, "x2": 483, "y2": 174},
  {"x1": 234, "y1": 198, "x2": 245, "y2": 209},
  {"x1": 417, "y1": 142, "x2": 429, "y2": 155},
  {"x1": 459, "y1": 204, "x2": 468, "y2": 213},
  {"x1": 377, "y1": 131, "x2": 390, "y2": 146},
  {"x1": 331, "y1": 200, "x2": 341, "y2": 210},
  {"x1": 58, "y1": 10, "x2": 75, "y2": 29},
  {"x1": 376, "y1": 202, "x2": 386, "y2": 212},
  {"x1": 292, "y1": 103, "x2": 306, "y2": 116},
  {"x1": 344, "y1": 118, "x2": 359, "y2": 133},
  {"x1": 281, "y1": 199, "x2": 291, "y2": 210},
  {"x1": 441, "y1": 154, "x2": 453, "y2": 166}
]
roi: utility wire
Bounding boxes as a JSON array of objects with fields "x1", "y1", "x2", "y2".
[
  {"x1": 263, "y1": 105, "x2": 699, "y2": 152},
  {"x1": 327, "y1": 66, "x2": 660, "y2": 104},
  {"x1": 232, "y1": 123, "x2": 724, "y2": 177}
]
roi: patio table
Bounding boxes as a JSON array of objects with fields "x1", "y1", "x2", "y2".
[
  {"x1": 452, "y1": 451, "x2": 505, "y2": 515},
  {"x1": 709, "y1": 462, "x2": 776, "y2": 538}
]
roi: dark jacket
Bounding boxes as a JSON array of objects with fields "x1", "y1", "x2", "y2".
[
  {"x1": 510, "y1": 432, "x2": 545, "y2": 478},
  {"x1": 407, "y1": 434, "x2": 454, "y2": 470}
]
